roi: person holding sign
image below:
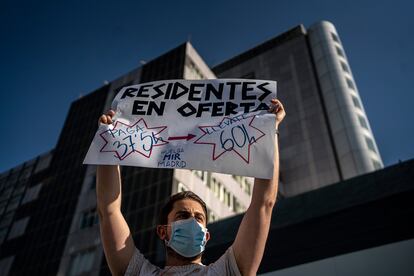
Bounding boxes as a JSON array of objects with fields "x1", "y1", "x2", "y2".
[{"x1": 96, "y1": 99, "x2": 285, "y2": 276}]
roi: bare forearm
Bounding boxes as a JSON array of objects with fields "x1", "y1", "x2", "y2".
[
  {"x1": 95, "y1": 112, "x2": 135, "y2": 275},
  {"x1": 97, "y1": 165, "x2": 135, "y2": 275},
  {"x1": 233, "y1": 136, "x2": 280, "y2": 275},
  {"x1": 96, "y1": 165, "x2": 122, "y2": 216},
  {"x1": 232, "y1": 99, "x2": 285, "y2": 275}
]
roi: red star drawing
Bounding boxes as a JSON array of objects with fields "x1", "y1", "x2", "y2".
[
  {"x1": 194, "y1": 115, "x2": 265, "y2": 163},
  {"x1": 99, "y1": 119, "x2": 168, "y2": 160}
]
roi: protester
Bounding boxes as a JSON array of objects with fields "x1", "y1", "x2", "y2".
[{"x1": 96, "y1": 99, "x2": 285, "y2": 276}]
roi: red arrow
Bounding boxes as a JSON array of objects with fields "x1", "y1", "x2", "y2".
[{"x1": 168, "y1": 134, "x2": 196, "y2": 141}]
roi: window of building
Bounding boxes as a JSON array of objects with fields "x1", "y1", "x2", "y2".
[
  {"x1": 34, "y1": 153, "x2": 53, "y2": 173},
  {"x1": 7, "y1": 217, "x2": 29, "y2": 240},
  {"x1": 358, "y1": 115, "x2": 369, "y2": 130},
  {"x1": 352, "y1": 95, "x2": 362, "y2": 109},
  {"x1": 365, "y1": 137, "x2": 377, "y2": 153},
  {"x1": 207, "y1": 208, "x2": 217, "y2": 223},
  {"x1": 0, "y1": 175, "x2": 7, "y2": 191},
  {"x1": 212, "y1": 177, "x2": 221, "y2": 198},
  {"x1": 68, "y1": 249, "x2": 95, "y2": 276},
  {"x1": 20, "y1": 166, "x2": 33, "y2": 181},
  {"x1": 8, "y1": 171, "x2": 20, "y2": 185},
  {"x1": 0, "y1": 201, "x2": 7, "y2": 215},
  {"x1": 223, "y1": 188, "x2": 231, "y2": 208},
  {"x1": 177, "y1": 182, "x2": 188, "y2": 193},
  {"x1": 22, "y1": 183, "x2": 43, "y2": 204},
  {"x1": 331, "y1": 33, "x2": 340, "y2": 43},
  {"x1": 6, "y1": 195, "x2": 22, "y2": 212},
  {"x1": 346, "y1": 78, "x2": 355, "y2": 90},
  {"x1": 194, "y1": 170, "x2": 206, "y2": 183},
  {"x1": 244, "y1": 181, "x2": 251, "y2": 196},
  {"x1": 91, "y1": 175, "x2": 97, "y2": 190},
  {"x1": 232, "y1": 175, "x2": 252, "y2": 196},
  {"x1": 372, "y1": 160, "x2": 382, "y2": 170},
  {"x1": 232, "y1": 196, "x2": 245, "y2": 213},
  {"x1": 79, "y1": 208, "x2": 99, "y2": 229},
  {"x1": 185, "y1": 58, "x2": 205, "y2": 80},
  {"x1": 0, "y1": 212, "x2": 13, "y2": 228},
  {"x1": 336, "y1": 46, "x2": 345, "y2": 58},
  {"x1": 0, "y1": 227, "x2": 8, "y2": 243},
  {"x1": 12, "y1": 184, "x2": 25, "y2": 196},
  {"x1": 87, "y1": 175, "x2": 96, "y2": 191},
  {"x1": 1, "y1": 187, "x2": 12, "y2": 202},
  {"x1": 340, "y1": 61, "x2": 349, "y2": 73}
]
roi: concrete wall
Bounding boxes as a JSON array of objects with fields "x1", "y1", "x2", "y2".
[{"x1": 308, "y1": 21, "x2": 383, "y2": 178}]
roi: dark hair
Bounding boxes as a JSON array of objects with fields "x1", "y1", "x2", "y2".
[{"x1": 158, "y1": 191, "x2": 208, "y2": 225}]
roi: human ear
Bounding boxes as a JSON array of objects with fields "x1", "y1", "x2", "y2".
[
  {"x1": 205, "y1": 231, "x2": 211, "y2": 242},
  {"x1": 156, "y1": 225, "x2": 167, "y2": 240}
]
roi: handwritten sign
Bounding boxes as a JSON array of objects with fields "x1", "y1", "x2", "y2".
[{"x1": 83, "y1": 79, "x2": 277, "y2": 178}]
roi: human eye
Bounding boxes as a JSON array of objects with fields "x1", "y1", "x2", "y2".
[
  {"x1": 195, "y1": 215, "x2": 204, "y2": 223},
  {"x1": 176, "y1": 212, "x2": 190, "y2": 220}
]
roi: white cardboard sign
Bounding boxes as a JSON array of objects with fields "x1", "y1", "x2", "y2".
[{"x1": 83, "y1": 79, "x2": 277, "y2": 179}]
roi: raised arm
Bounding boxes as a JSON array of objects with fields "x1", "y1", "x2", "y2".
[
  {"x1": 232, "y1": 99, "x2": 285, "y2": 276},
  {"x1": 96, "y1": 110, "x2": 135, "y2": 276}
]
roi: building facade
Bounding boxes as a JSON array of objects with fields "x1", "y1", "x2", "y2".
[
  {"x1": 1, "y1": 21, "x2": 384, "y2": 275},
  {"x1": 213, "y1": 21, "x2": 382, "y2": 196},
  {"x1": 0, "y1": 150, "x2": 53, "y2": 261}
]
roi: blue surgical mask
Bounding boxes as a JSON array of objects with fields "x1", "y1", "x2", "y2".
[{"x1": 165, "y1": 217, "x2": 208, "y2": 258}]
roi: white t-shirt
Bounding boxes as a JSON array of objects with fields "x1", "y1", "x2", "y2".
[{"x1": 125, "y1": 246, "x2": 241, "y2": 276}]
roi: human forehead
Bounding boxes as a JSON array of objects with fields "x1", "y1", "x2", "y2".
[{"x1": 168, "y1": 199, "x2": 206, "y2": 220}]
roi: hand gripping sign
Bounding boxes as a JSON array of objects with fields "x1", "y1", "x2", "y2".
[{"x1": 83, "y1": 79, "x2": 277, "y2": 179}]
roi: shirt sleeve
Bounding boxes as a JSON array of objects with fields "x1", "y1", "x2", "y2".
[
  {"x1": 124, "y1": 247, "x2": 160, "y2": 276},
  {"x1": 208, "y1": 246, "x2": 242, "y2": 276}
]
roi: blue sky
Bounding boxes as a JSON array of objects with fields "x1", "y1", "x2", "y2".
[{"x1": 0, "y1": 0, "x2": 413, "y2": 172}]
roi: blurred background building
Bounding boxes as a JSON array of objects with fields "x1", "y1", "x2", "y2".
[{"x1": 0, "y1": 21, "x2": 407, "y2": 276}]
